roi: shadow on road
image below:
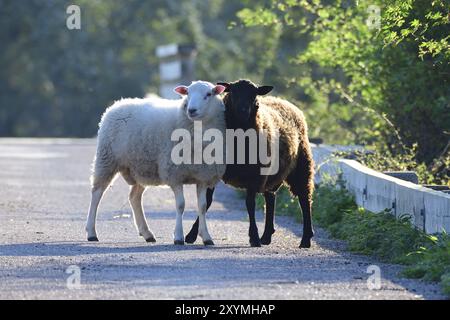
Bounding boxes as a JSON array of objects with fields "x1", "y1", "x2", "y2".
[
  {"x1": 0, "y1": 242, "x2": 248, "y2": 257},
  {"x1": 0, "y1": 243, "x2": 441, "y2": 300}
]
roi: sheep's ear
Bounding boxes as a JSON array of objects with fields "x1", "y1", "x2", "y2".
[
  {"x1": 213, "y1": 85, "x2": 226, "y2": 95},
  {"x1": 174, "y1": 85, "x2": 188, "y2": 96},
  {"x1": 216, "y1": 82, "x2": 230, "y2": 92},
  {"x1": 257, "y1": 86, "x2": 273, "y2": 96}
]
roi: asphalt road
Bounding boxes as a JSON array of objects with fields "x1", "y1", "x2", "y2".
[{"x1": 0, "y1": 139, "x2": 445, "y2": 299}]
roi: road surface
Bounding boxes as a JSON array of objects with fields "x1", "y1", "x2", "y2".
[{"x1": 0, "y1": 139, "x2": 445, "y2": 299}]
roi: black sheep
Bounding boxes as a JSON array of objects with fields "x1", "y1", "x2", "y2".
[{"x1": 185, "y1": 79, "x2": 315, "y2": 248}]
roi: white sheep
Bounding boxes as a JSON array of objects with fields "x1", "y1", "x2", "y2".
[{"x1": 85, "y1": 81, "x2": 226, "y2": 245}]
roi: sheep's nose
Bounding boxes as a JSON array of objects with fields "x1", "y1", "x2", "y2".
[{"x1": 188, "y1": 109, "x2": 198, "y2": 115}]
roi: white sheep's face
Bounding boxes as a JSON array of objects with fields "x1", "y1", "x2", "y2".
[{"x1": 174, "y1": 81, "x2": 225, "y2": 121}]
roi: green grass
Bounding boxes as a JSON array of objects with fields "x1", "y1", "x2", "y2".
[
  {"x1": 312, "y1": 184, "x2": 432, "y2": 264},
  {"x1": 243, "y1": 182, "x2": 450, "y2": 296},
  {"x1": 401, "y1": 233, "x2": 450, "y2": 295},
  {"x1": 237, "y1": 187, "x2": 302, "y2": 222}
]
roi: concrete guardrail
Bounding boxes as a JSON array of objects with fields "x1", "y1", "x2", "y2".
[{"x1": 312, "y1": 145, "x2": 450, "y2": 234}]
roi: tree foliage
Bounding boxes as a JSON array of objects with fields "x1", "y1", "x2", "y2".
[
  {"x1": 0, "y1": 0, "x2": 277, "y2": 137},
  {"x1": 238, "y1": 0, "x2": 450, "y2": 166},
  {"x1": 1, "y1": 0, "x2": 448, "y2": 181}
]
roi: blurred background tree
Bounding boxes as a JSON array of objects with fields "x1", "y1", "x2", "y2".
[
  {"x1": 238, "y1": 0, "x2": 449, "y2": 162},
  {"x1": 0, "y1": 0, "x2": 278, "y2": 137},
  {"x1": 0, "y1": 0, "x2": 448, "y2": 182},
  {"x1": 237, "y1": 0, "x2": 449, "y2": 183}
]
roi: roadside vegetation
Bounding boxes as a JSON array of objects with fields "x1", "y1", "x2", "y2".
[
  {"x1": 1, "y1": 1, "x2": 447, "y2": 183},
  {"x1": 335, "y1": 144, "x2": 449, "y2": 186},
  {"x1": 251, "y1": 182, "x2": 450, "y2": 295},
  {"x1": 238, "y1": 0, "x2": 449, "y2": 186}
]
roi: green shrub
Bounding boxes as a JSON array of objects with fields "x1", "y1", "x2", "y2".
[
  {"x1": 402, "y1": 233, "x2": 450, "y2": 283},
  {"x1": 241, "y1": 186, "x2": 302, "y2": 221},
  {"x1": 335, "y1": 143, "x2": 449, "y2": 186},
  {"x1": 312, "y1": 183, "x2": 431, "y2": 263},
  {"x1": 306, "y1": 183, "x2": 448, "y2": 295},
  {"x1": 238, "y1": 182, "x2": 450, "y2": 295},
  {"x1": 441, "y1": 273, "x2": 450, "y2": 295}
]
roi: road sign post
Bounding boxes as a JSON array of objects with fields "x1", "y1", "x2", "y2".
[{"x1": 156, "y1": 43, "x2": 197, "y2": 99}]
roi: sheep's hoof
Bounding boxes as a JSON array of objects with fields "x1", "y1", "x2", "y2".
[
  {"x1": 87, "y1": 236, "x2": 99, "y2": 242},
  {"x1": 145, "y1": 236, "x2": 156, "y2": 243},
  {"x1": 260, "y1": 235, "x2": 272, "y2": 245},
  {"x1": 203, "y1": 240, "x2": 215, "y2": 246},
  {"x1": 250, "y1": 238, "x2": 261, "y2": 247},
  {"x1": 299, "y1": 238, "x2": 311, "y2": 248},
  {"x1": 185, "y1": 233, "x2": 198, "y2": 244},
  {"x1": 174, "y1": 240, "x2": 185, "y2": 245}
]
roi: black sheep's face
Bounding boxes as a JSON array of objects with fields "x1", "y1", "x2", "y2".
[{"x1": 218, "y1": 80, "x2": 273, "y2": 125}]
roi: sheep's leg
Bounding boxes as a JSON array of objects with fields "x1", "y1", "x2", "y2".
[
  {"x1": 246, "y1": 189, "x2": 261, "y2": 247},
  {"x1": 86, "y1": 149, "x2": 118, "y2": 241},
  {"x1": 86, "y1": 166, "x2": 117, "y2": 241},
  {"x1": 129, "y1": 184, "x2": 155, "y2": 243},
  {"x1": 185, "y1": 187, "x2": 214, "y2": 244},
  {"x1": 85, "y1": 186, "x2": 107, "y2": 241},
  {"x1": 171, "y1": 185, "x2": 185, "y2": 245},
  {"x1": 196, "y1": 185, "x2": 214, "y2": 246},
  {"x1": 286, "y1": 151, "x2": 315, "y2": 249},
  {"x1": 86, "y1": 171, "x2": 119, "y2": 242},
  {"x1": 298, "y1": 195, "x2": 314, "y2": 248},
  {"x1": 260, "y1": 191, "x2": 276, "y2": 245}
]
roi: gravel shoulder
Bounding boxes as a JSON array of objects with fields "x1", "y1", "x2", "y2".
[{"x1": 0, "y1": 139, "x2": 445, "y2": 300}]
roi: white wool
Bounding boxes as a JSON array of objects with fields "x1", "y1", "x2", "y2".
[
  {"x1": 86, "y1": 81, "x2": 226, "y2": 244},
  {"x1": 94, "y1": 82, "x2": 226, "y2": 188}
]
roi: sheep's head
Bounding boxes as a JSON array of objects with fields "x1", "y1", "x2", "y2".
[
  {"x1": 217, "y1": 80, "x2": 273, "y2": 126},
  {"x1": 174, "y1": 81, "x2": 226, "y2": 121}
]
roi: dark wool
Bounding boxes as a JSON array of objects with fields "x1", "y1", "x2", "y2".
[
  {"x1": 186, "y1": 79, "x2": 315, "y2": 248},
  {"x1": 222, "y1": 93, "x2": 315, "y2": 202}
]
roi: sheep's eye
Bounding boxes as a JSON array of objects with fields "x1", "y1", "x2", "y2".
[{"x1": 206, "y1": 93, "x2": 212, "y2": 98}]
